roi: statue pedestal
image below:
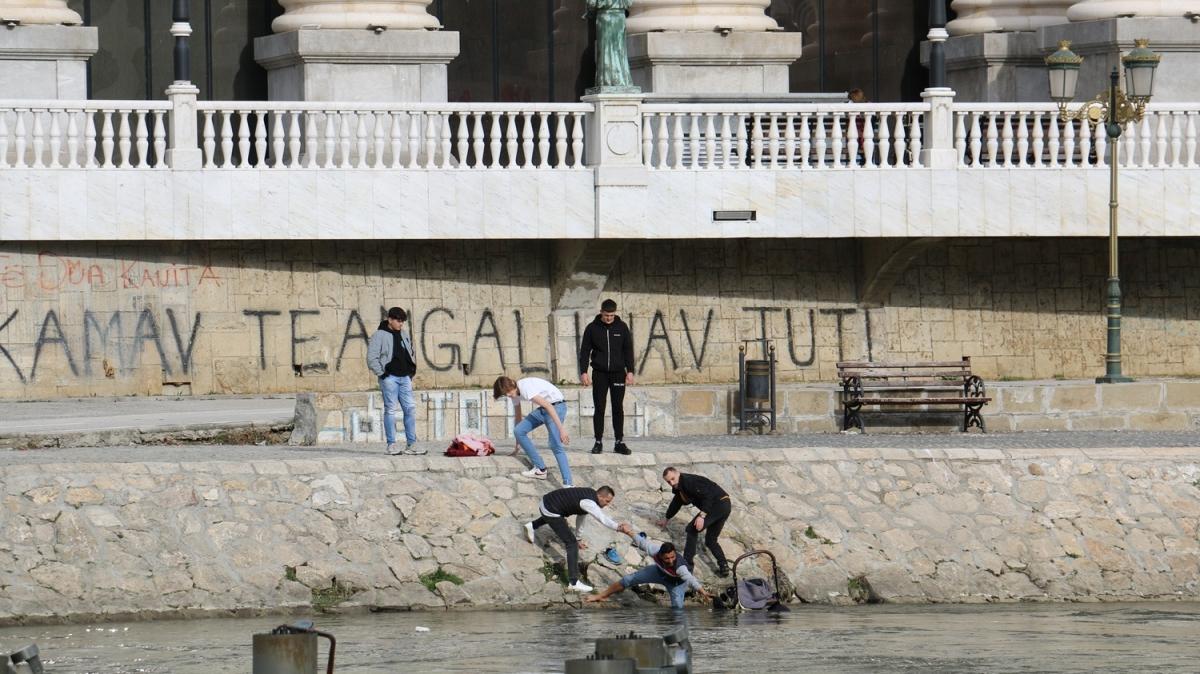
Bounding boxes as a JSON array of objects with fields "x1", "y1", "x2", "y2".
[
  {"x1": 921, "y1": 32, "x2": 1046, "y2": 102},
  {"x1": 254, "y1": 29, "x2": 459, "y2": 102},
  {"x1": 627, "y1": 31, "x2": 803, "y2": 95},
  {"x1": 0, "y1": 25, "x2": 97, "y2": 99},
  {"x1": 1042, "y1": 17, "x2": 1200, "y2": 103}
]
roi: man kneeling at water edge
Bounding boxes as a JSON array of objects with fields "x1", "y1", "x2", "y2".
[
  {"x1": 585, "y1": 531, "x2": 712, "y2": 609},
  {"x1": 525, "y1": 486, "x2": 631, "y2": 593}
]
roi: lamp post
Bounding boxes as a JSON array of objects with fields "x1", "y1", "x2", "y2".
[{"x1": 1045, "y1": 39, "x2": 1160, "y2": 384}]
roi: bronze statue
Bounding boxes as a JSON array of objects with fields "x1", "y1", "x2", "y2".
[{"x1": 586, "y1": 0, "x2": 641, "y2": 94}]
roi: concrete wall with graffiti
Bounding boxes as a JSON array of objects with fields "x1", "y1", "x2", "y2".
[{"x1": 0, "y1": 238, "x2": 1198, "y2": 399}]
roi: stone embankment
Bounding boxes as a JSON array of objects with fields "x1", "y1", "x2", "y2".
[{"x1": 2, "y1": 445, "x2": 1199, "y2": 624}]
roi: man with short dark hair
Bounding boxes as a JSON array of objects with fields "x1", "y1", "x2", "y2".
[
  {"x1": 579, "y1": 298, "x2": 635, "y2": 455},
  {"x1": 657, "y1": 467, "x2": 732, "y2": 577},
  {"x1": 584, "y1": 530, "x2": 711, "y2": 609},
  {"x1": 366, "y1": 307, "x2": 423, "y2": 455},
  {"x1": 524, "y1": 485, "x2": 631, "y2": 593}
]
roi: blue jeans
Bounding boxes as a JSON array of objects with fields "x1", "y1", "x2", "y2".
[
  {"x1": 379, "y1": 374, "x2": 417, "y2": 445},
  {"x1": 515, "y1": 402, "x2": 571, "y2": 484},
  {"x1": 620, "y1": 565, "x2": 688, "y2": 609}
]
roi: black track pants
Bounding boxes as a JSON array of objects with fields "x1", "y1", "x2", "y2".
[{"x1": 591, "y1": 370, "x2": 626, "y2": 441}]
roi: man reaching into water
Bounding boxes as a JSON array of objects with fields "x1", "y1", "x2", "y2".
[{"x1": 584, "y1": 530, "x2": 711, "y2": 609}]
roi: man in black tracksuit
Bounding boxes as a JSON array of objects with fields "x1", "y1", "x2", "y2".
[
  {"x1": 657, "y1": 467, "x2": 732, "y2": 577},
  {"x1": 579, "y1": 298, "x2": 635, "y2": 455}
]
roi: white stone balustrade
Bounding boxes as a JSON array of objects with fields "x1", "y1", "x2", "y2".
[
  {"x1": 948, "y1": 0, "x2": 1073, "y2": 35},
  {"x1": 626, "y1": 0, "x2": 779, "y2": 34},
  {"x1": 641, "y1": 104, "x2": 927, "y2": 169},
  {"x1": 1067, "y1": 0, "x2": 1199, "y2": 20},
  {"x1": 193, "y1": 102, "x2": 589, "y2": 169},
  {"x1": 954, "y1": 103, "x2": 1200, "y2": 168},
  {"x1": 0, "y1": 101, "x2": 170, "y2": 169},
  {"x1": 0, "y1": 0, "x2": 82, "y2": 25},
  {"x1": 272, "y1": 0, "x2": 439, "y2": 33}
]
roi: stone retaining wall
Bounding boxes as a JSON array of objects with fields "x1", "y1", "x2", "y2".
[
  {"x1": 2, "y1": 446, "x2": 1199, "y2": 625},
  {"x1": 294, "y1": 379, "x2": 1200, "y2": 444}
]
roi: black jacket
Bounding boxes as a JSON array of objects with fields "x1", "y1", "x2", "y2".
[
  {"x1": 665, "y1": 473, "x2": 729, "y2": 520},
  {"x1": 542, "y1": 487, "x2": 599, "y2": 517},
  {"x1": 578, "y1": 314, "x2": 634, "y2": 375},
  {"x1": 379, "y1": 320, "x2": 417, "y2": 378}
]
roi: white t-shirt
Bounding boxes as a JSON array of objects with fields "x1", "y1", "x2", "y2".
[{"x1": 517, "y1": 377, "x2": 564, "y2": 404}]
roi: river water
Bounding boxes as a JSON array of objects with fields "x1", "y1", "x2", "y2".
[{"x1": 1, "y1": 602, "x2": 1197, "y2": 673}]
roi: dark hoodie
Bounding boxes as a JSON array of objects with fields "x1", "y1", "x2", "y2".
[
  {"x1": 578, "y1": 314, "x2": 634, "y2": 375},
  {"x1": 380, "y1": 320, "x2": 417, "y2": 378}
]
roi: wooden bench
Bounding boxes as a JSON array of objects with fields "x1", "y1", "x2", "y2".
[{"x1": 836, "y1": 357, "x2": 991, "y2": 433}]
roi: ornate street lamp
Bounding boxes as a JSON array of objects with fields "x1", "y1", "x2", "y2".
[{"x1": 1045, "y1": 39, "x2": 1161, "y2": 384}]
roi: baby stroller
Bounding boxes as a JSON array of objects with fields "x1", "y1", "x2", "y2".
[{"x1": 713, "y1": 549, "x2": 790, "y2": 612}]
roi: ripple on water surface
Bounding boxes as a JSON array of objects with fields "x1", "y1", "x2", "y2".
[{"x1": 0, "y1": 602, "x2": 1198, "y2": 673}]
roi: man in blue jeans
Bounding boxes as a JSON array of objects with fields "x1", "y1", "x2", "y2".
[
  {"x1": 584, "y1": 531, "x2": 711, "y2": 609},
  {"x1": 366, "y1": 307, "x2": 424, "y2": 455},
  {"x1": 493, "y1": 375, "x2": 572, "y2": 485}
]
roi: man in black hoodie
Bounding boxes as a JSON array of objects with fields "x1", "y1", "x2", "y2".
[
  {"x1": 366, "y1": 307, "x2": 424, "y2": 455},
  {"x1": 578, "y1": 298, "x2": 635, "y2": 455},
  {"x1": 657, "y1": 466, "x2": 732, "y2": 577}
]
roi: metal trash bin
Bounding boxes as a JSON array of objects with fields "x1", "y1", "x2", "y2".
[{"x1": 744, "y1": 360, "x2": 771, "y2": 403}]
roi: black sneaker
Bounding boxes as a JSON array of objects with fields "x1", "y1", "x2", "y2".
[
  {"x1": 591, "y1": 441, "x2": 603, "y2": 454},
  {"x1": 717, "y1": 563, "x2": 731, "y2": 578},
  {"x1": 614, "y1": 441, "x2": 631, "y2": 455}
]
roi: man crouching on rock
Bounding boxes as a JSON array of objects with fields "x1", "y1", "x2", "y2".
[
  {"x1": 524, "y1": 486, "x2": 631, "y2": 593},
  {"x1": 584, "y1": 531, "x2": 712, "y2": 609}
]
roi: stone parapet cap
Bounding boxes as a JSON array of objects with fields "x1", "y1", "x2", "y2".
[
  {"x1": 627, "y1": 31, "x2": 803, "y2": 67},
  {"x1": 0, "y1": 23, "x2": 97, "y2": 59},
  {"x1": 1041, "y1": 16, "x2": 1200, "y2": 52},
  {"x1": 254, "y1": 28, "x2": 459, "y2": 68},
  {"x1": 1067, "y1": 0, "x2": 1200, "y2": 21}
]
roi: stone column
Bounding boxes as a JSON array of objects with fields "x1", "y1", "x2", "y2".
[
  {"x1": 0, "y1": 0, "x2": 96, "y2": 99},
  {"x1": 624, "y1": 0, "x2": 803, "y2": 95},
  {"x1": 928, "y1": 1, "x2": 1072, "y2": 102},
  {"x1": 1045, "y1": 5, "x2": 1200, "y2": 102},
  {"x1": 947, "y1": 0, "x2": 1073, "y2": 35},
  {"x1": 1066, "y1": 1, "x2": 1197, "y2": 21},
  {"x1": 255, "y1": 0, "x2": 458, "y2": 102}
]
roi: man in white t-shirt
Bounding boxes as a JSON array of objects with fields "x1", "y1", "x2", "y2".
[{"x1": 493, "y1": 375, "x2": 573, "y2": 485}]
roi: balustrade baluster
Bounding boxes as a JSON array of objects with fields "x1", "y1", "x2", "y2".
[
  {"x1": 1155, "y1": 113, "x2": 1168, "y2": 168},
  {"x1": 219, "y1": 111, "x2": 234, "y2": 168},
  {"x1": 719, "y1": 114, "x2": 732, "y2": 169},
  {"x1": 271, "y1": 111, "x2": 285, "y2": 167},
  {"x1": 457, "y1": 113, "x2": 470, "y2": 169},
  {"x1": 437, "y1": 112, "x2": 451, "y2": 168},
  {"x1": 843, "y1": 112, "x2": 856, "y2": 168},
  {"x1": 671, "y1": 114, "x2": 684, "y2": 169},
  {"x1": 829, "y1": 113, "x2": 842, "y2": 168},
  {"x1": 134, "y1": 111, "x2": 149, "y2": 168},
  {"x1": 967, "y1": 114, "x2": 981, "y2": 167},
  {"x1": 202, "y1": 111, "x2": 215, "y2": 167},
  {"x1": 1093, "y1": 119, "x2": 1106, "y2": 168},
  {"x1": 82, "y1": 111, "x2": 97, "y2": 168},
  {"x1": 334, "y1": 113, "x2": 350, "y2": 167},
  {"x1": 752, "y1": 114, "x2": 764, "y2": 168},
  {"x1": 14, "y1": 111, "x2": 28, "y2": 168},
  {"x1": 998, "y1": 113, "x2": 1013, "y2": 166},
  {"x1": 954, "y1": 113, "x2": 966, "y2": 166},
  {"x1": 31, "y1": 111, "x2": 45, "y2": 168},
  {"x1": 519, "y1": 112, "x2": 533, "y2": 168},
  {"x1": 908, "y1": 112, "x2": 921, "y2": 167},
  {"x1": 798, "y1": 113, "x2": 811, "y2": 169},
  {"x1": 487, "y1": 113, "x2": 500, "y2": 168},
  {"x1": 1062, "y1": 118, "x2": 1075, "y2": 168},
  {"x1": 152, "y1": 110, "x2": 166, "y2": 168},
  {"x1": 323, "y1": 113, "x2": 337, "y2": 168},
  {"x1": 784, "y1": 113, "x2": 797, "y2": 169},
  {"x1": 982, "y1": 114, "x2": 998, "y2": 167},
  {"x1": 814, "y1": 113, "x2": 827, "y2": 169},
  {"x1": 1137, "y1": 117, "x2": 1151, "y2": 168},
  {"x1": 655, "y1": 115, "x2": 668, "y2": 169},
  {"x1": 352, "y1": 112, "x2": 367, "y2": 168},
  {"x1": 861, "y1": 112, "x2": 874, "y2": 167},
  {"x1": 1186, "y1": 113, "x2": 1197, "y2": 167},
  {"x1": 1030, "y1": 113, "x2": 1044, "y2": 168},
  {"x1": 1169, "y1": 113, "x2": 1182, "y2": 167},
  {"x1": 237, "y1": 111, "x2": 252, "y2": 168},
  {"x1": 470, "y1": 113, "x2": 485, "y2": 168},
  {"x1": 287, "y1": 112, "x2": 301, "y2": 168},
  {"x1": 368, "y1": 112, "x2": 383, "y2": 168},
  {"x1": 424, "y1": 112, "x2": 438, "y2": 168},
  {"x1": 537, "y1": 113, "x2": 550, "y2": 169},
  {"x1": 0, "y1": 112, "x2": 8, "y2": 169},
  {"x1": 1122, "y1": 118, "x2": 1136, "y2": 167},
  {"x1": 65, "y1": 110, "x2": 80, "y2": 168},
  {"x1": 704, "y1": 114, "x2": 717, "y2": 169},
  {"x1": 1014, "y1": 113, "x2": 1028, "y2": 168},
  {"x1": 571, "y1": 112, "x2": 584, "y2": 167},
  {"x1": 252, "y1": 111, "x2": 267, "y2": 168},
  {"x1": 504, "y1": 113, "x2": 518, "y2": 168},
  {"x1": 1077, "y1": 119, "x2": 1091, "y2": 168},
  {"x1": 1047, "y1": 116, "x2": 1060, "y2": 168},
  {"x1": 48, "y1": 111, "x2": 62, "y2": 168},
  {"x1": 689, "y1": 114, "x2": 701, "y2": 169},
  {"x1": 117, "y1": 111, "x2": 132, "y2": 168},
  {"x1": 735, "y1": 115, "x2": 747, "y2": 169},
  {"x1": 642, "y1": 114, "x2": 653, "y2": 168},
  {"x1": 877, "y1": 112, "x2": 891, "y2": 167},
  {"x1": 892, "y1": 113, "x2": 907, "y2": 167}
]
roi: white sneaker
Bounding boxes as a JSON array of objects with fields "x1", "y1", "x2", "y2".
[
  {"x1": 521, "y1": 467, "x2": 547, "y2": 480},
  {"x1": 403, "y1": 444, "x2": 427, "y2": 455},
  {"x1": 524, "y1": 522, "x2": 536, "y2": 545},
  {"x1": 567, "y1": 580, "x2": 593, "y2": 593},
  {"x1": 385, "y1": 443, "x2": 401, "y2": 455}
]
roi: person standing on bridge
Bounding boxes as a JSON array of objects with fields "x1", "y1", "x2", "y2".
[
  {"x1": 657, "y1": 467, "x2": 732, "y2": 577},
  {"x1": 579, "y1": 298, "x2": 635, "y2": 455},
  {"x1": 367, "y1": 307, "x2": 424, "y2": 456}
]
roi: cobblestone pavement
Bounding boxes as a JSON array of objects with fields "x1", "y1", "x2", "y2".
[{"x1": 4, "y1": 430, "x2": 1198, "y2": 465}]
